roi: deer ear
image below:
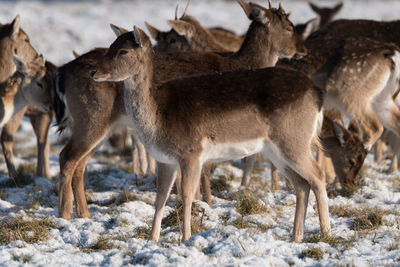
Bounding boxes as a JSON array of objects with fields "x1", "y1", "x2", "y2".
[
  {"x1": 249, "y1": 3, "x2": 271, "y2": 25},
  {"x1": 167, "y1": 20, "x2": 194, "y2": 37},
  {"x1": 72, "y1": 50, "x2": 80, "y2": 59},
  {"x1": 332, "y1": 121, "x2": 350, "y2": 147},
  {"x1": 10, "y1": 15, "x2": 21, "y2": 40},
  {"x1": 110, "y1": 24, "x2": 129, "y2": 37},
  {"x1": 333, "y1": 2, "x2": 343, "y2": 14},
  {"x1": 145, "y1": 22, "x2": 160, "y2": 40},
  {"x1": 301, "y1": 17, "x2": 320, "y2": 40},
  {"x1": 309, "y1": 2, "x2": 321, "y2": 13}
]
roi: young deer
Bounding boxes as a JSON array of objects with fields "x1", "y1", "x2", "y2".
[{"x1": 91, "y1": 26, "x2": 330, "y2": 243}]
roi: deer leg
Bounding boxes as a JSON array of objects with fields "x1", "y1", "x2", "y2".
[
  {"x1": 1, "y1": 108, "x2": 25, "y2": 179},
  {"x1": 390, "y1": 154, "x2": 398, "y2": 172},
  {"x1": 241, "y1": 154, "x2": 256, "y2": 187},
  {"x1": 147, "y1": 154, "x2": 156, "y2": 176},
  {"x1": 201, "y1": 162, "x2": 212, "y2": 206},
  {"x1": 180, "y1": 159, "x2": 202, "y2": 241},
  {"x1": 58, "y1": 126, "x2": 109, "y2": 219},
  {"x1": 271, "y1": 163, "x2": 280, "y2": 190},
  {"x1": 150, "y1": 162, "x2": 178, "y2": 242},
  {"x1": 29, "y1": 111, "x2": 52, "y2": 179},
  {"x1": 374, "y1": 140, "x2": 385, "y2": 165},
  {"x1": 357, "y1": 109, "x2": 384, "y2": 150},
  {"x1": 284, "y1": 168, "x2": 310, "y2": 242},
  {"x1": 72, "y1": 154, "x2": 91, "y2": 218}
]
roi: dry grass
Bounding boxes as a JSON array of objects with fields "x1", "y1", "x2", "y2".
[
  {"x1": 12, "y1": 254, "x2": 30, "y2": 263},
  {"x1": 231, "y1": 218, "x2": 252, "y2": 229},
  {"x1": 82, "y1": 236, "x2": 115, "y2": 253},
  {"x1": 0, "y1": 217, "x2": 58, "y2": 244},
  {"x1": 162, "y1": 201, "x2": 206, "y2": 236},
  {"x1": 12, "y1": 163, "x2": 37, "y2": 187},
  {"x1": 307, "y1": 233, "x2": 356, "y2": 250},
  {"x1": 115, "y1": 190, "x2": 139, "y2": 205},
  {"x1": 235, "y1": 192, "x2": 267, "y2": 216},
  {"x1": 134, "y1": 226, "x2": 151, "y2": 239},
  {"x1": 300, "y1": 247, "x2": 324, "y2": 260},
  {"x1": 330, "y1": 206, "x2": 387, "y2": 231},
  {"x1": 210, "y1": 175, "x2": 231, "y2": 196}
]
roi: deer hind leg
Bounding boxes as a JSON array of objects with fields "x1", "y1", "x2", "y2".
[
  {"x1": 240, "y1": 154, "x2": 256, "y2": 187},
  {"x1": 150, "y1": 162, "x2": 178, "y2": 242},
  {"x1": 147, "y1": 154, "x2": 156, "y2": 175},
  {"x1": 58, "y1": 125, "x2": 109, "y2": 219},
  {"x1": 180, "y1": 159, "x2": 202, "y2": 241},
  {"x1": 271, "y1": 163, "x2": 280, "y2": 190},
  {"x1": 72, "y1": 154, "x2": 91, "y2": 218},
  {"x1": 283, "y1": 168, "x2": 310, "y2": 242},
  {"x1": 374, "y1": 140, "x2": 385, "y2": 165},
  {"x1": 1, "y1": 108, "x2": 26, "y2": 179},
  {"x1": 29, "y1": 111, "x2": 52, "y2": 179},
  {"x1": 354, "y1": 108, "x2": 384, "y2": 150}
]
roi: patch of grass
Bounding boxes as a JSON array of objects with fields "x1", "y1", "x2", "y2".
[
  {"x1": 0, "y1": 217, "x2": 58, "y2": 244},
  {"x1": 82, "y1": 236, "x2": 114, "y2": 253},
  {"x1": 235, "y1": 192, "x2": 267, "y2": 216},
  {"x1": 307, "y1": 233, "x2": 357, "y2": 251},
  {"x1": 162, "y1": 201, "x2": 206, "y2": 236},
  {"x1": 12, "y1": 254, "x2": 30, "y2": 263},
  {"x1": 115, "y1": 190, "x2": 139, "y2": 205},
  {"x1": 231, "y1": 218, "x2": 252, "y2": 229},
  {"x1": 210, "y1": 176, "x2": 231, "y2": 196},
  {"x1": 352, "y1": 211, "x2": 385, "y2": 231},
  {"x1": 26, "y1": 197, "x2": 41, "y2": 210},
  {"x1": 134, "y1": 226, "x2": 151, "y2": 239},
  {"x1": 300, "y1": 247, "x2": 324, "y2": 261},
  {"x1": 12, "y1": 163, "x2": 36, "y2": 187}
]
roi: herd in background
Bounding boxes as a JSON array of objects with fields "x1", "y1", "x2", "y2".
[{"x1": 0, "y1": 0, "x2": 400, "y2": 243}]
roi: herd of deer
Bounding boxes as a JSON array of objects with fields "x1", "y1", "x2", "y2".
[{"x1": 1, "y1": 0, "x2": 400, "y2": 244}]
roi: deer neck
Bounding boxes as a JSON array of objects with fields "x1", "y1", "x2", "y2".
[
  {"x1": 234, "y1": 22, "x2": 279, "y2": 68},
  {"x1": 123, "y1": 51, "x2": 158, "y2": 143},
  {"x1": 0, "y1": 74, "x2": 26, "y2": 127},
  {"x1": 0, "y1": 43, "x2": 15, "y2": 83}
]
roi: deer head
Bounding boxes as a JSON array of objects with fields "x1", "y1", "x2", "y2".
[
  {"x1": 145, "y1": 22, "x2": 191, "y2": 52},
  {"x1": 90, "y1": 26, "x2": 152, "y2": 82},
  {"x1": 0, "y1": 15, "x2": 39, "y2": 82},
  {"x1": 320, "y1": 117, "x2": 368, "y2": 186},
  {"x1": 237, "y1": 0, "x2": 307, "y2": 59}
]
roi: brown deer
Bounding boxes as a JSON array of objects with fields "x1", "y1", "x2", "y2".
[
  {"x1": 56, "y1": 0, "x2": 307, "y2": 219},
  {"x1": 90, "y1": 26, "x2": 331, "y2": 243}
]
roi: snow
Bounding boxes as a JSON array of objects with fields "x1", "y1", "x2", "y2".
[{"x1": 0, "y1": 0, "x2": 400, "y2": 266}]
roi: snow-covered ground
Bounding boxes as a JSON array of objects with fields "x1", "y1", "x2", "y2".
[{"x1": 0, "y1": 0, "x2": 400, "y2": 266}]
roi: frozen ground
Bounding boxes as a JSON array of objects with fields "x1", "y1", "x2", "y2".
[{"x1": 0, "y1": 0, "x2": 400, "y2": 266}]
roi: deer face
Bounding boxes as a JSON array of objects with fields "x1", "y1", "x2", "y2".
[
  {"x1": 0, "y1": 15, "x2": 39, "y2": 81},
  {"x1": 321, "y1": 118, "x2": 368, "y2": 186},
  {"x1": 145, "y1": 22, "x2": 191, "y2": 52},
  {"x1": 14, "y1": 55, "x2": 52, "y2": 112},
  {"x1": 91, "y1": 27, "x2": 152, "y2": 83}
]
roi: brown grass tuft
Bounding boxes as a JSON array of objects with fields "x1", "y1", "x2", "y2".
[
  {"x1": 115, "y1": 190, "x2": 139, "y2": 205},
  {"x1": 235, "y1": 192, "x2": 267, "y2": 216},
  {"x1": 210, "y1": 175, "x2": 231, "y2": 196},
  {"x1": 352, "y1": 211, "x2": 384, "y2": 231},
  {"x1": 0, "y1": 217, "x2": 58, "y2": 244},
  {"x1": 134, "y1": 226, "x2": 151, "y2": 239},
  {"x1": 300, "y1": 247, "x2": 324, "y2": 260}
]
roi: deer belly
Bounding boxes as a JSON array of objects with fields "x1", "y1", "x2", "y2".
[{"x1": 201, "y1": 138, "x2": 264, "y2": 163}]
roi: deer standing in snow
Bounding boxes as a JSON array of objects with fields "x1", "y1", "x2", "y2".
[{"x1": 90, "y1": 26, "x2": 331, "y2": 242}]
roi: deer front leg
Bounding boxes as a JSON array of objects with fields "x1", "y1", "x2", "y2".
[
  {"x1": 181, "y1": 159, "x2": 202, "y2": 241},
  {"x1": 146, "y1": 154, "x2": 156, "y2": 175},
  {"x1": 241, "y1": 154, "x2": 256, "y2": 187},
  {"x1": 1, "y1": 108, "x2": 26, "y2": 179},
  {"x1": 29, "y1": 110, "x2": 52, "y2": 179},
  {"x1": 131, "y1": 133, "x2": 148, "y2": 175},
  {"x1": 271, "y1": 163, "x2": 280, "y2": 190},
  {"x1": 150, "y1": 162, "x2": 178, "y2": 242},
  {"x1": 374, "y1": 140, "x2": 385, "y2": 165}
]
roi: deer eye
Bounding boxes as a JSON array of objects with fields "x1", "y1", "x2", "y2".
[
  {"x1": 286, "y1": 27, "x2": 293, "y2": 32},
  {"x1": 119, "y1": 49, "x2": 128, "y2": 55}
]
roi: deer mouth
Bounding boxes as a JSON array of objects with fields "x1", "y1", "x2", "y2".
[{"x1": 89, "y1": 70, "x2": 110, "y2": 82}]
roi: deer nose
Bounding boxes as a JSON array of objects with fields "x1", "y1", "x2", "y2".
[{"x1": 89, "y1": 70, "x2": 97, "y2": 78}]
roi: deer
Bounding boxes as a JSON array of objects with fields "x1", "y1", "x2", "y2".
[
  {"x1": 295, "y1": 2, "x2": 343, "y2": 40},
  {"x1": 0, "y1": 15, "x2": 54, "y2": 180},
  {"x1": 90, "y1": 25, "x2": 333, "y2": 243},
  {"x1": 55, "y1": 0, "x2": 309, "y2": 219}
]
